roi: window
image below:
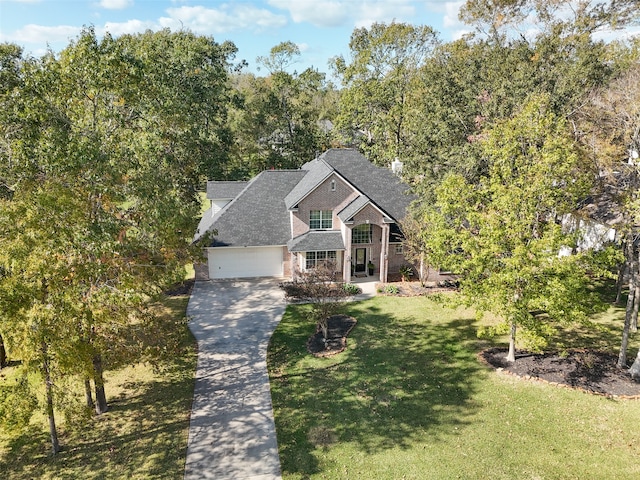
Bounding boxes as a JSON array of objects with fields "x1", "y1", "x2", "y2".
[
  {"x1": 330, "y1": 180, "x2": 336, "y2": 191},
  {"x1": 305, "y1": 251, "x2": 337, "y2": 269},
  {"x1": 310, "y1": 210, "x2": 332, "y2": 229},
  {"x1": 394, "y1": 244, "x2": 403, "y2": 255},
  {"x1": 352, "y1": 224, "x2": 372, "y2": 244}
]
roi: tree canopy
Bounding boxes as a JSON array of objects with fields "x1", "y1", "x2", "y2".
[{"x1": 0, "y1": 28, "x2": 236, "y2": 453}]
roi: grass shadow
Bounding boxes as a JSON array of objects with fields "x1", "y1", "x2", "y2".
[{"x1": 268, "y1": 297, "x2": 487, "y2": 477}]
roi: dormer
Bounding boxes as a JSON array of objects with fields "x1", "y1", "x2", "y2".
[{"x1": 207, "y1": 181, "x2": 248, "y2": 216}]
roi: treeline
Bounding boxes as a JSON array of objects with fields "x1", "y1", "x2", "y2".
[{"x1": 0, "y1": 0, "x2": 639, "y2": 454}]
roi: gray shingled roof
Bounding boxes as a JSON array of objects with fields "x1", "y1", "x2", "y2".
[
  {"x1": 206, "y1": 170, "x2": 306, "y2": 247},
  {"x1": 320, "y1": 149, "x2": 414, "y2": 221},
  {"x1": 284, "y1": 159, "x2": 333, "y2": 209},
  {"x1": 206, "y1": 181, "x2": 249, "y2": 200},
  {"x1": 338, "y1": 195, "x2": 370, "y2": 223},
  {"x1": 287, "y1": 231, "x2": 345, "y2": 252}
]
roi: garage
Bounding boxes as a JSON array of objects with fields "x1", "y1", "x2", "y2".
[{"x1": 207, "y1": 246, "x2": 283, "y2": 279}]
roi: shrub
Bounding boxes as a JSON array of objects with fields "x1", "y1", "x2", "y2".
[
  {"x1": 399, "y1": 264, "x2": 414, "y2": 281},
  {"x1": 343, "y1": 283, "x2": 362, "y2": 295},
  {"x1": 383, "y1": 284, "x2": 400, "y2": 295}
]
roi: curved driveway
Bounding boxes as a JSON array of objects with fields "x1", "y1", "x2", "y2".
[{"x1": 184, "y1": 278, "x2": 285, "y2": 480}]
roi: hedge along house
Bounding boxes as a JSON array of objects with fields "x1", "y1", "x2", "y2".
[{"x1": 194, "y1": 148, "x2": 415, "y2": 282}]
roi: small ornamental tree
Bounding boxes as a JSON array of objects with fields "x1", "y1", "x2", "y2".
[{"x1": 280, "y1": 262, "x2": 349, "y2": 344}]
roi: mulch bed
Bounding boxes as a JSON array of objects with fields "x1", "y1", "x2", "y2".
[
  {"x1": 307, "y1": 314, "x2": 357, "y2": 357},
  {"x1": 481, "y1": 347, "x2": 640, "y2": 398}
]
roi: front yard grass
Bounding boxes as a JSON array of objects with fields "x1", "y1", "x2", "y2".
[
  {"x1": 0, "y1": 292, "x2": 197, "y2": 480},
  {"x1": 267, "y1": 295, "x2": 640, "y2": 479}
]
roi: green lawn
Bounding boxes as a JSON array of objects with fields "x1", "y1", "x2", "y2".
[
  {"x1": 267, "y1": 296, "x2": 640, "y2": 479},
  {"x1": 0, "y1": 293, "x2": 196, "y2": 480}
]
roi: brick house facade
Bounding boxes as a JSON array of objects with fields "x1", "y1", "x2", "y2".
[{"x1": 195, "y1": 149, "x2": 414, "y2": 282}]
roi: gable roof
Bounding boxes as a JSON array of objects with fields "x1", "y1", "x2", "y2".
[
  {"x1": 284, "y1": 159, "x2": 333, "y2": 209},
  {"x1": 318, "y1": 149, "x2": 414, "y2": 221},
  {"x1": 206, "y1": 170, "x2": 306, "y2": 247},
  {"x1": 206, "y1": 181, "x2": 249, "y2": 200},
  {"x1": 337, "y1": 194, "x2": 392, "y2": 224},
  {"x1": 198, "y1": 149, "x2": 415, "y2": 248}
]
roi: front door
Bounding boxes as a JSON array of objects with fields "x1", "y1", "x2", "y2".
[{"x1": 355, "y1": 248, "x2": 366, "y2": 273}]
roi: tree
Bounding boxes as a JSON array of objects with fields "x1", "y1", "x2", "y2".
[
  {"x1": 459, "y1": 0, "x2": 640, "y2": 39},
  {"x1": 0, "y1": 28, "x2": 235, "y2": 452},
  {"x1": 427, "y1": 96, "x2": 608, "y2": 362},
  {"x1": 227, "y1": 42, "x2": 336, "y2": 177},
  {"x1": 573, "y1": 61, "x2": 640, "y2": 369},
  {"x1": 332, "y1": 22, "x2": 439, "y2": 166},
  {"x1": 280, "y1": 262, "x2": 349, "y2": 345}
]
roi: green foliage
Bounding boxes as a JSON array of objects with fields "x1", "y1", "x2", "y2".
[
  {"x1": 342, "y1": 283, "x2": 362, "y2": 295},
  {"x1": 0, "y1": 372, "x2": 37, "y2": 430},
  {"x1": 332, "y1": 22, "x2": 438, "y2": 166},
  {"x1": 382, "y1": 284, "x2": 400, "y2": 295},
  {"x1": 0, "y1": 27, "x2": 235, "y2": 446},
  {"x1": 427, "y1": 95, "x2": 612, "y2": 357}
]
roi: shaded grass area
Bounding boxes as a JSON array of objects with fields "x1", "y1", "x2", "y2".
[
  {"x1": 0, "y1": 293, "x2": 197, "y2": 480},
  {"x1": 267, "y1": 296, "x2": 640, "y2": 479}
]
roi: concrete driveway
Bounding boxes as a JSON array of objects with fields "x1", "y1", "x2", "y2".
[{"x1": 184, "y1": 278, "x2": 286, "y2": 480}]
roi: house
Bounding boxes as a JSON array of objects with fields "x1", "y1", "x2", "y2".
[{"x1": 194, "y1": 148, "x2": 415, "y2": 282}]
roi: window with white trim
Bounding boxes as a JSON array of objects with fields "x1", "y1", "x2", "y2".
[
  {"x1": 352, "y1": 224, "x2": 372, "y2": 244},
  {"x1": 305, "y1": 250, "x2": 337, "y2": 269},
  {"x1": 310, "y1": 210, "x2": 332, "y2": 229},
  {"x1": 394, "y1": 244, "x2": 403, "y2": 255}
]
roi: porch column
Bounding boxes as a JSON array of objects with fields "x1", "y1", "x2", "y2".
[
  {"x1": 380, "y1": 224, "x2": 390, "y2": 283},
  {"x1": 343, "y1": 226, "x2": 352, "y2": 283}
]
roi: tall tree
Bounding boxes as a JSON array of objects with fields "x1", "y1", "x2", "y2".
[
  {"x1": 332, "y1": 22, "x2": 439, "y2": 166},
  {"x1": 228, "y1": 42, "x2": 335, "y2": 177},
  {"x1": 575, "y1": 61, "x2": 640, "y2": 369},
  {"x1": 0, "y1": 28, "x2": 235, "y2": 452},
  {"x1": 427, "y1": 96, "x2": 607, "y2": 362}
]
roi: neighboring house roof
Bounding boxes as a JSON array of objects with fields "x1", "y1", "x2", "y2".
[
  {"x1": 206, "y1": 181, "x2": 249, "y2": 200},
  {"x1": 206, "y1": 170, "x2": 306, "y2": 247},
  {"x1": 287, "y1": 231, "x2": 346, "y2": 252}
]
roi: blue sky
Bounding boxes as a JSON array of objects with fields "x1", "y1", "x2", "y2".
[
  {"x1": 1, "y1": 1, "x2": 638, "y2": 75},
  {"x1": 0, "y1": 0, "x2": 472, "y2": 73}
]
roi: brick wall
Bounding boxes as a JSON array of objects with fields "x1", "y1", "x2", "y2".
[{"x1": 292, "y1": 174, "x2": 358, "y2": 237}]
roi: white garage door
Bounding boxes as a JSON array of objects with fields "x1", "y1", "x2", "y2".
[{"x1": 207, "y1": 246, "x2": 283, "y2": 279}]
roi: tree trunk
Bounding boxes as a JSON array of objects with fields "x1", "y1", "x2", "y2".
[
  {"x1": 618, "y1": 237, "x2": 637, "y2": 368},
  {"x1": 92, "y1": 354, "x2": 108, "y2": 414},
  {"x1": 506, "y1": 321, "x2": 517, "y2": 363},
  {"x1": 43, "y1": 343, "x2": 60, "y2": 455},
  {"x1": 615, "y1": 262, "x2": 627, "y2": 305},
  {"x1": 631, "y1": 284, "x2": 640, "y2": 333},
  {"x1": 84, "y1": 378, "x2": 94, "y2": 409},
  {"x1": 0, "y1": 334, "x2": 6, "y2": 368},
  {"x1": 629, "y1": 349, "x2": 640, "y2": 380}
]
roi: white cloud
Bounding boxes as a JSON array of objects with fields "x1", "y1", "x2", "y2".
[
  {"x1": 99, "y1": 0, "x2": 133, "y2": 10},
  {"x1": 268, "y1": 0, "x2": 347, "y2": 27},
  {"x1": 269, "y1": 0, "x2": 416, "y2": 28},
  {"x1": 442, "y1": 1, "x2": 464, "y2": 29},
  {"x1": 3, "y1": 23, "x2": 81, "y2": 45},
  {"x1": 100, "y1": 19, "x2": 156, "y2": 36},
  {"x1": 160, "y1": 5, "x2": 287, "y2": 34}
]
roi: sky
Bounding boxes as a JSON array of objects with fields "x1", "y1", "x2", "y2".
[
  {"x1": 0, "y1": 1, "x2": 638, "y2": 76},
  {"x1": 0, "y1": 0, "x2": 472, "y2": 73}
]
